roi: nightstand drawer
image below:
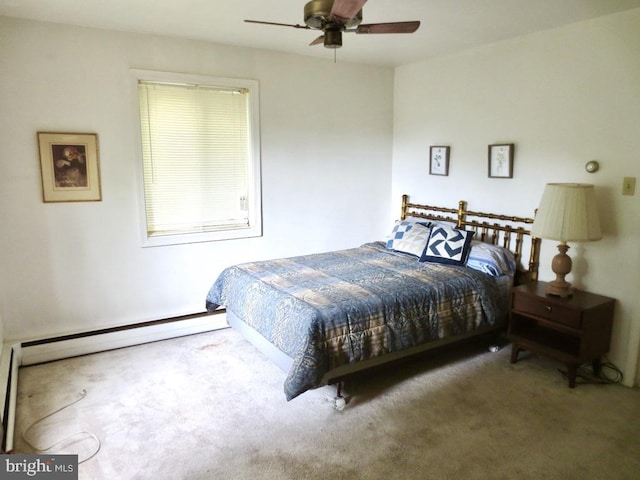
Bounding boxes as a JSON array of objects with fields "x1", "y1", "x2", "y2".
[{"x1": 513, "y1": 294, "x2": 581, "y2": 328}]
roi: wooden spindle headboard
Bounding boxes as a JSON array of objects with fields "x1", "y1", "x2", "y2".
[{"x1": 400, "y1": 194, "x2": 540, "y2": 284}]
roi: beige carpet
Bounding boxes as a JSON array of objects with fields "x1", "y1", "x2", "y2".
[{"x1": 14, "y1": 327, "x2": 640, "y2": 480}]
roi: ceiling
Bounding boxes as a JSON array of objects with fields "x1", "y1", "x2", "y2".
[{"x1": 3, "y1": 0, "x2": 640, "y2": 67}]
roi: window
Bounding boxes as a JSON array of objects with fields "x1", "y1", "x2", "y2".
[{"x1": 134, "y1": 70, "x2": 261, "y2": 246}]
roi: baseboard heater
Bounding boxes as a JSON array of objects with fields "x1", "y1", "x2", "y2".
[{"x1": 1, "y1": 309, "x2": 227, "y2": 453}]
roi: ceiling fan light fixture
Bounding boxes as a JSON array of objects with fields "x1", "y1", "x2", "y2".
[{"x1": 323, "y1": 30, "x2": 343, "y2": 48}]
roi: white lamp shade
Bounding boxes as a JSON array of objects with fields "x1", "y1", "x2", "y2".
[{"x1": 531, "y1": 183, "x2": 602, "y2": 242}]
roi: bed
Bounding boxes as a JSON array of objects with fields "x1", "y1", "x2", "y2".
[{"x1": 206, "y1": 195, "x2": 540, "y2": 402}]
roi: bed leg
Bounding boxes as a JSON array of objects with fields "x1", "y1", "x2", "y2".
[{"x1": 333, "y1": 382, "x2": 346, "y2": 411}]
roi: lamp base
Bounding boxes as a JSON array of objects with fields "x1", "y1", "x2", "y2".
[
  {"x1": 546, "y1": 243, "x2": 574, "y2": 297},
  {"x1": 545, "y1": 280, "x2": 574, "y2": 297}
]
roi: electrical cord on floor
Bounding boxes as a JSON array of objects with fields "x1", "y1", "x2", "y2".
[
  {"x1": 557, "y1": 357, "x2": 624, "y2": 385},
  {"x1": 22, "y1": 389, "x2": 101, "y2": 464}
]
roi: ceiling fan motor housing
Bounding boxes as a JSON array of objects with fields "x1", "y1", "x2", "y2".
[{"x1": 304, "y1": 0, "x2": 363, "y2": 30}]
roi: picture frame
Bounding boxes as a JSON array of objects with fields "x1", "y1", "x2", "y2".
[
  {"x1": 488, "y1": 143, "x2": 514, "y2": 178},
  {"x1": 37, "y1": 132, "x2": 102, "y2": 202},
  {"x1": 429, "y1": 146, "x2": 450, "y2": 176}
]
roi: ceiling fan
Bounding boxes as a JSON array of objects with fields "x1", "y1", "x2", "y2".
[{"x1": 245, "y1": 0, "x2": 421, "y2": 49}]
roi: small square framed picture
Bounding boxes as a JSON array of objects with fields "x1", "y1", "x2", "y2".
[
  {"x1": 488, "y1": 143, "x2": 514, "y2": 178},
  {"x1": 429, "y1": 146, "x2": 450, "y2": 176}
]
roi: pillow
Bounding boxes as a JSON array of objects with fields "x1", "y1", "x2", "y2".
[
  {"x1": 427, "y1": 219, "x2": 458, "y2": 229},
  {"x1": 387, "y1": 222, "x2": 432, "y2": 257},
  {"x1": 420, "y1": 225, "x2": 474, "y2": 266},
  {"x1": 386, "y1": 220, "x2": 430, "y2": 250},
  {"x1": 465, "y1": 241, "x2": 517, "y2": 277}
]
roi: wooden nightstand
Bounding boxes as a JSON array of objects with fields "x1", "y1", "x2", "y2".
[{"x1": 508, "y1": 281, "x2": 614, "y2": 387}]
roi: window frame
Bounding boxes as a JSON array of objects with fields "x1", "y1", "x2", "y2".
[{"x1": 131, "y1": 69, "x2": 262, "y2": 247}]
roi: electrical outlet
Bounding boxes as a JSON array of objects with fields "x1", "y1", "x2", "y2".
[{"x1": 622, "y1": 177, "x2": 636, "y2": 196}]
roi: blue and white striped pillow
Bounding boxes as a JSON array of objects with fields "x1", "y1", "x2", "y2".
[{"x1": 465, "y1": 241, "x2": 516, "y2": 276}]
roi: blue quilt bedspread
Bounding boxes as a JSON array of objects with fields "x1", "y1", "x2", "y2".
[{"x1": 206, "y1": 242, "x2": 508, "y2": 400}]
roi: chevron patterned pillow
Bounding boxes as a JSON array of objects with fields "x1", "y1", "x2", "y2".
[{"x1": 420, "y1": 225, "x2": 474, "y2": 266}]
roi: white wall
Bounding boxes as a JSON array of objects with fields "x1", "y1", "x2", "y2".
[
  {"x1": 0, "y1": 17, "x2": 394, "y2": 342},
  {"x1": 393, "y1": 9, "x2": 640, "y2": 386}
]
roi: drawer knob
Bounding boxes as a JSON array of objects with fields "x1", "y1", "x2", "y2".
[{"x1": 545, "y1": 305, "x2": 553, "y2": 313}]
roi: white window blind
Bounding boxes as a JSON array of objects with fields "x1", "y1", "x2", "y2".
[{"x1": 137, "y1": 75, "x2": 261, "y2": 245}]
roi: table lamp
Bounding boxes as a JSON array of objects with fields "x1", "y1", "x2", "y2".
[{"x1": 531, "y1": 183, "x2": 602, "y2": 297}]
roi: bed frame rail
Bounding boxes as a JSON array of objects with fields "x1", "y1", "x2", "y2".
[{"x1": 401, "y1": 194, "x2": 540, "y2": 284}]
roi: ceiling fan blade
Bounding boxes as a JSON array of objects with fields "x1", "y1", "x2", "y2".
[
  {"x1": 355, "y1": 21, "x2": 421, "y2": 34},
  {"x1": 309, "y1": 35, "x2": 325, "y2": 46},
  {"x1": 330, "y1": 0, "x2": 368, "y2": 23},
  {"x1": 244, "y1": 19, "x2": 310, "y2": 30}
]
